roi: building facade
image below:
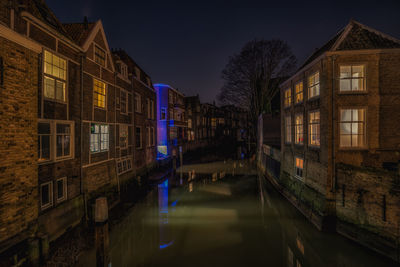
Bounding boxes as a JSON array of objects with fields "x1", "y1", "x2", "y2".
[{"x1": 279, "y1": 20, "x2": 400, "y2": 260}]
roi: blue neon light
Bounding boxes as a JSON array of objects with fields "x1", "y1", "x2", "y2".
[{"x1": 159, "y1": 241, "x2": 174, "y2": 249}]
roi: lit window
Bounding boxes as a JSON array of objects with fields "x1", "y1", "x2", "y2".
[
  {"x1": 308, "y1": 72, "x2": 320, "y2": 98},
  {"x1": 135, "y1": 93, "x2": 141, "y2": 113},
  {"x1": 119, "y1": 124, "x2": 128, "y2": 149},
  {"x1": 295, "y1": 82, "x2": 303, "y2": 103},
  {"x1": 284, "y1": 88, "x2": 292, "y2": 107},
  {"x1": 90, "y1": 124, "x2": 109, "y2": 152},
  {"x1": 135, "y1": 127, "x2": 142, "y2": 149},
  {"x1": 56, "y1": 177, "x2": 67, "y2": 203},
  {"x1": 56, "y1": 123, "x2": 71, "y2": 158},
  {"x1": 41, "y1": 182, "x2": 53, "y2": 210},
  {"x1": 309, "y1": 111, "x2": 320, "y2": 146},
  {"x1": 43, "y1": 51, "x2": 66, "y2": 102},
  {"x1": 38, "y1": 122, "x2": 51, "y2": 162},
  {"x1": 94, "y1": 45, "x2": 106, "y2": 66},
  {"x1": 93, "y1": 79, "x2": 106, "y2": 108},
  {"x1": 295, "y1": 114, "x2": 303, "y2": 145},
  {"x1": 295, "y1": 157, "x2": 304, "y2": 179},
  {"x1": 285, "y1": 115, "x2": 292, "y2": 143},
  {"x1": 340, "y1": 65, "x2": 365, "y2": 92},
  {"x1": 120, "y1": 90, "x2": 127, "y2": 114},
  {"x1": 161, "y1": 108, "x2": 167, "y2": 120},
  {"x1": 340, "y1": 109, "x2": 366, "y2": 147}
]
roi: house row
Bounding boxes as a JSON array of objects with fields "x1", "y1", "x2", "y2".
[{"x1": 258, "y1": 20, "x2": 400, "y2": 262}]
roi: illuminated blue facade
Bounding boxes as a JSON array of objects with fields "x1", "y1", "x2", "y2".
[{"x1": 154, "y1": 84, "x2": 170, "y2": 159}]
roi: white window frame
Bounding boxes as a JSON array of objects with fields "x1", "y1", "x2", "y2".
[
  {"x1": 135, "y1": 126, "x2": 142, "y2": 149},
  {"x1": 90, "y1": 124, "x2": 109, "y2": 153},
  {"x1": 117, "y1": 158, "x2": 132, "y2": 175},
  {"x1": 308, "y1": 110, "x2": 320, "y2": 147},
  {"x1": 120, "y1": 89, "x2": 128, "y2": 114},
  {"x1": 40, "y1": 181, "x2": 53, "y2": 210},
  {"x1": 135, "y1": 93, "x2": 142, "y2": 113},
  {"x1": 339, "y1": 108, "x2": 366, "y2": 148},
  {"x1": 339, "y1": 65, "x2": 366, "y2": 92},
  {"x1": 43, "y1": 50, "x2": 67, "y2": 103},
  {"x1": 308, "y1": 72, "x2": 320, "y2": 99},
  {"x1": 56, "y1": 177, "x2": 67, "y2": 203}
]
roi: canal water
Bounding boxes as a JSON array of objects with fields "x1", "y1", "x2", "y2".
[{"x1": 77, "y1": 160, "x2": 397, "y2": 267}]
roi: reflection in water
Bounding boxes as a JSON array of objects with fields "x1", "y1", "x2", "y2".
[{"x1": 77, "y1": 161, "x2": 397, "y2": 267}]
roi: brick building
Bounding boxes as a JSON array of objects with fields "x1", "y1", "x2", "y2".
[
  {"x1": 279, "y1": 20, "x2": 400, "y2": 260},
  {"x1": 184, "y1": 95, "x2": 207, "y2": 151},
  {"x1": 154, "y1": 84, "x2": 186, "y2": 158}
]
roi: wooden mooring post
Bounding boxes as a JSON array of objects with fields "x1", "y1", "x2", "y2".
[{"x1": 95, "y1": 197, "x2": 110, "y2": 267}]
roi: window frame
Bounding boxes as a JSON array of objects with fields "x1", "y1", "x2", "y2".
[
  {"x1": 116, "y1": 158, "x2": 132, "y2": 175},
  {"x1": 40, "y1": 181, "x2": 53, "y2": 210},
  {"x1": 90, "y1": 123, "x2": 109, "y2": 153},
  {"x1": 93, "y1": 78, "x2": 107, "y2": 109},
  {"x1": 135, "y1": 126, "x2": 142, "y2": 149},
  {"x1": 285, "y1": 115, "x2": 292, "y2": 144},
  {"x1": 120, "y1": 89, "x2": 128, "y2": 114},
  {"x1": 161, "y1": 107, "x2": 167, "y2": 120},
  {"x1": 56, "y1": 177, "x2": 67, "y2": 203},
  {"x1": 135, "y1": 93, "x2": 142, "y2": 113},
  {"x1": 38, "y1": 122, "x2": 51, "y2": 163},
  {"x1": 308, "y1": 110, "x2": 320, "y2": 147},
  {"x1": 43, "y1": 49, "x2": 67, "y2": 103},
  {"x1": 339, "y1": 64, "x2": 367, "y2": 93},
  {"x1": 308, "y1": 72, "x2": 320, "y2": 100},
  {"x1": 294, "y1": 157, "x2": 304, "y2": 180},
  {"x1": 294, "y1": 113, "x2": 304, "y2": 145},
  {"x1": 339, "y1": 107, "x2": 367, "y2": 149},
  {"x1": 295, "y1": 81, "x2": 303, "y2": 104},
  {"x1": 56, "y1": 123, "x2": 73, "y2": 160},
  {"x1": 284, "y1": 88, "x2": 292, "y2": 108},
  {"x1": 119, "y1": 124, "x2": 128, "y2": 149}
]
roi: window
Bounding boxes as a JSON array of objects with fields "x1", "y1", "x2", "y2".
[
  {"x1": 285, "y1": 115, "x2": 292, "y2": 143},
  {"x1": 169, "y1": 110, "x2": 173, "y2": 120},
  {"x1": 211, "y1": 118, "x2": 216, "y2": 127},
  {"x1": 295, "y1": 82, "x2": 303, "y2": 103},
  {"x1": 339, "y1": 109, "x2": 366, "y2": 147},
  {"x1": 93, "y1": 79, "x2": 106, "y2": 108},
  {"x1": 43, "y1": 50, "x2": 66, "y2": 102},
  {"x1": 41, "y1": 182, "x2": 53, "y2": 210},
  {"x1": 308, "y1": 72, "x2": 320, "y2": 98},
  {"x1": 119, "y1": 124, "x2": 128, "y2": 149},
  {"x1": 295, "y1": 157, "x2": 304, "y2": 179},
  {"x1": 161, "y1": 108, "x2": 167, "y2": 120},
  {"x1": 38, "y1": 122, "x2": 51, "y2": 162},
  {"x1": 146, "y1": 98, "x2": 151, "y2": 119},
  {"x1": 308, "y1": 111, "x2": 320, "y2": 146},
  {"x1": 118, "y1": 62, "x2": 128, "y2": 79},
  {"x1": 120, "y1": 90, "x2": 127, "y2": 114},
  {"x1": 135, "y1": 127, "x2": 142, "y2": 149},
  {"x1": 295, "y1": 114, "x2": 304, "y2": 145},
  {"x1": 135, "y1": 93, "x2": 141, "y2": 113},
  {"x1": 56, "y1": 177, "x2": 67, "y2": 202},
  {"x1": 56, "y1": 123, "x2": 71, "y2": 158},
  {"x1": 94, "y1": 45, "x2": 106, "y2": 66},
  {"x1": 188, "y1": 118, "x2": 192, "y2": 129},
  {"x1": 284, "y1": 88, "x2": 292, "y2": 107},
  {"x1": 117, "y1": 158, "x2": 132, "y2": 174},
  {"x1": 340, "y1": 65, "x2": 365, "y2": 92},
  {"x1": 151, "y1": 127, "x2": 155, "y2": 146},
  {"x1": 90, "y1": 124, "x2": 109, "y2": 152}
]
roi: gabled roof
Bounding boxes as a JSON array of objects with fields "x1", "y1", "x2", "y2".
[
  {"x1": 63, "y1": 22, "x2": 96, "y2": 46},
  {"x1": 298, "y1": 20, "x2": 400, "y2": 71}
]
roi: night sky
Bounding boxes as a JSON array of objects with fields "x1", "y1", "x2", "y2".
[{"x1": 47, "y1": 0, "x2": 400, "y2": 103}]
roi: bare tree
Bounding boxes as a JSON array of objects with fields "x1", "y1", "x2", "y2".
[{"x1": 218, "y1": 39, "x2": 297, "y2": 140}]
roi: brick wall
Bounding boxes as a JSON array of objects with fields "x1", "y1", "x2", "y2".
[{"x1": 0, "y1": 36, "x2": 39, "y2": 244}]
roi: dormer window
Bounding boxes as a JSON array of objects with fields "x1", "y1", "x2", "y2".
[
  {"x1": 134, "y1": 67, "x2": 140, "y2": 79},
  {"x1": 94, "y1": 45, "x2": 106, "y2": 66},
  {"x1": 117, "y1": 62, "x2": 128, "y2": 79}
]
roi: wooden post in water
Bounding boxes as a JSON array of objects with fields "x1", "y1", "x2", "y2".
[{"x1": 95, "y1": 197, "x2": 110, "y2": 267}]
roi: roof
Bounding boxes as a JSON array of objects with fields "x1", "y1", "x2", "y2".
[
  {"x1": 63, "y1": 22, "x2": 96, "y2": 46},
  {"x1": 297, "y1": 20, "x2": 400, "y2": 71}
]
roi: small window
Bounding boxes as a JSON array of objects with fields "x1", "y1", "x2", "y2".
[
  {"x1": 284, "y1": 88, "x2": 292, "y2": 107},
  {"x1": 135, "y1": 93, "x2": 141, "y2": 113},
  {"x1": 43, "y1": 51, "x2": 66, "y2": 102},
  {"x1": 309, "y1": 111, "x2": 320, "y2": 146},
  {"x1": 295, "y1": 158, "x2": 304, "y2": 179},
  {"x1": 94, "y1": 45, "x2": 106, "y2": 66},
  {"x1": 135, "y1": 127, "x2": 142, "y2": 149},
  {"x1": 41, "y1": 182, "x2": 53, "y2": 210},
  {"x1": 117, "y1": 158, "x2": 132, "y2": 174},
  {"x1": 147, "y1": 127, "x2": 151, "y2": 147},
  {"x1": 295, "y1": 114, "x2": 304, "y2": 145},
  {"x1": 119, "y1": 124, "x2": 128, "y2": 149},
  {"x1": 285, "y1": 115, "x2": 292, "y2": 143},
  {"x1": 161, "y1": 108, "x2": 167, "y2": 120},
  {"x1": 38, "y1": 122, "x2": 51, "y2": 162},
  {"x1": 340, "y1": 65, "x2": 365, "y2": 92},
  {"x1": 295, "y1": 82, "x2": 303, "y2": 103},
  {"x1": 339, "y1": 108, "x2": 366, "y2": 147},
  {"x1": 94, "y1": 79, "x2": 106, "y2": 108},
  {"x1": 120, "y1": 90, "x2": 127, "y2": 114},
  {"x1": 56, "y1": 177, "x2": 67, "y2": 202},
  {"x1": 56, "y1": 123, "x2": 71, "y2": 158},
  {"x1": 90, "y1": 124, "x2": 109, "y2": 152},
  {"x1": 308, "y1": 72, "x2": 320, "y2": 99}
]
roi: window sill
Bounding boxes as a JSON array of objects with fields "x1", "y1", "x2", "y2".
[
  {"x1": 94, "y1": 106, "x2": 107, "y2": 111},
  {"x1": 90, "y1": 150, "x2": 109, "y2": 154},
  {"x1": 44, "y1": 97, "x2": 67, "y2": 104},
  {"x1": 307, "y1": 96, "x2": 320, "y2": 101},
  {"x1": 337, "y1": 91, "x2": 367, "y2": 95},
  {"x1": 294, "y1": 175, "x2": 304, "y2": 182},
  {"x1": 338, "y1": 147, "x2": 368, "y2": 151},
  {"x1": 308, "y1": 145, "x2": 320, "y2": 150}
]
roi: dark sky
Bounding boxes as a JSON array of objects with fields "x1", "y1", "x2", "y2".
[{"x1": 47, "y1": 0, "x2": 400, "y2": 103}]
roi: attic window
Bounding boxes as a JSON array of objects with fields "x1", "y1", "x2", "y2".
[
  {"x1": 94, "y1": 45, "x2": 106, "y2": 66},
  {"x1": 118, "y1": 62, "x2": 128, "y2": 79},
  {"x1": 134, "y1": 67, "x2": 140, "y2": 79}
]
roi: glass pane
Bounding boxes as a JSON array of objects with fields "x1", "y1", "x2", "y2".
[
  {"x1": 56, "y1": 81, "x2": 65, "y2": 101},
  {"x1": 351, "y1": 78, "x2": 363, "y2": 91},
  {"x1": 41, "y1": 184, "x2": 49, "y2": 205},
  {"x1": 64, "y1": 136, "x2": 70, "y2": 156},
  {"x1": 57, "y1": 124, "x2": 70, "y2": 134},
  {"x1": 41, "y1": 135, "x2": 50, "y2": 159},
  {"x1": 44, "y1": 51, "x2": 51, "y2": 64},
  {"x1": 57, "y1": 180, "x2": 64, "y2": 199},
  {"x1": 38, "y1": 123, "x2": 50, "y2": 134},
  {"x1": 340, "y1": 79, "x2": 351, "y2": 91},
  {"x1": 341, "y1": 110, "x2": 351, "y2": 122},
  {"x1": 56, "y1": 135, "x2": 63, "y2": 157},
  {"x1": 352, "y1": 65, "x2": 364, "y2": 77},
  {"x1": 44, "y1": 76, "x2": 55, "y2": 99},
  {"x1": 340, "y1": 135, "x2": 351, "y2": 147},
  {"x1": 352, "y1": 135, "x2": 359, "y2": 147},
  {"x1": 340, "y1": 123, "x2": 351, "y2": 134},
  {"x1": 340, "y1": 66, "x2": 351, "y2": 78}
]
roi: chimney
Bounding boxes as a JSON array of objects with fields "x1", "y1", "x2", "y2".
[{"x1": 83, "y1": 16, "x2": 88, "y2": 30}]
